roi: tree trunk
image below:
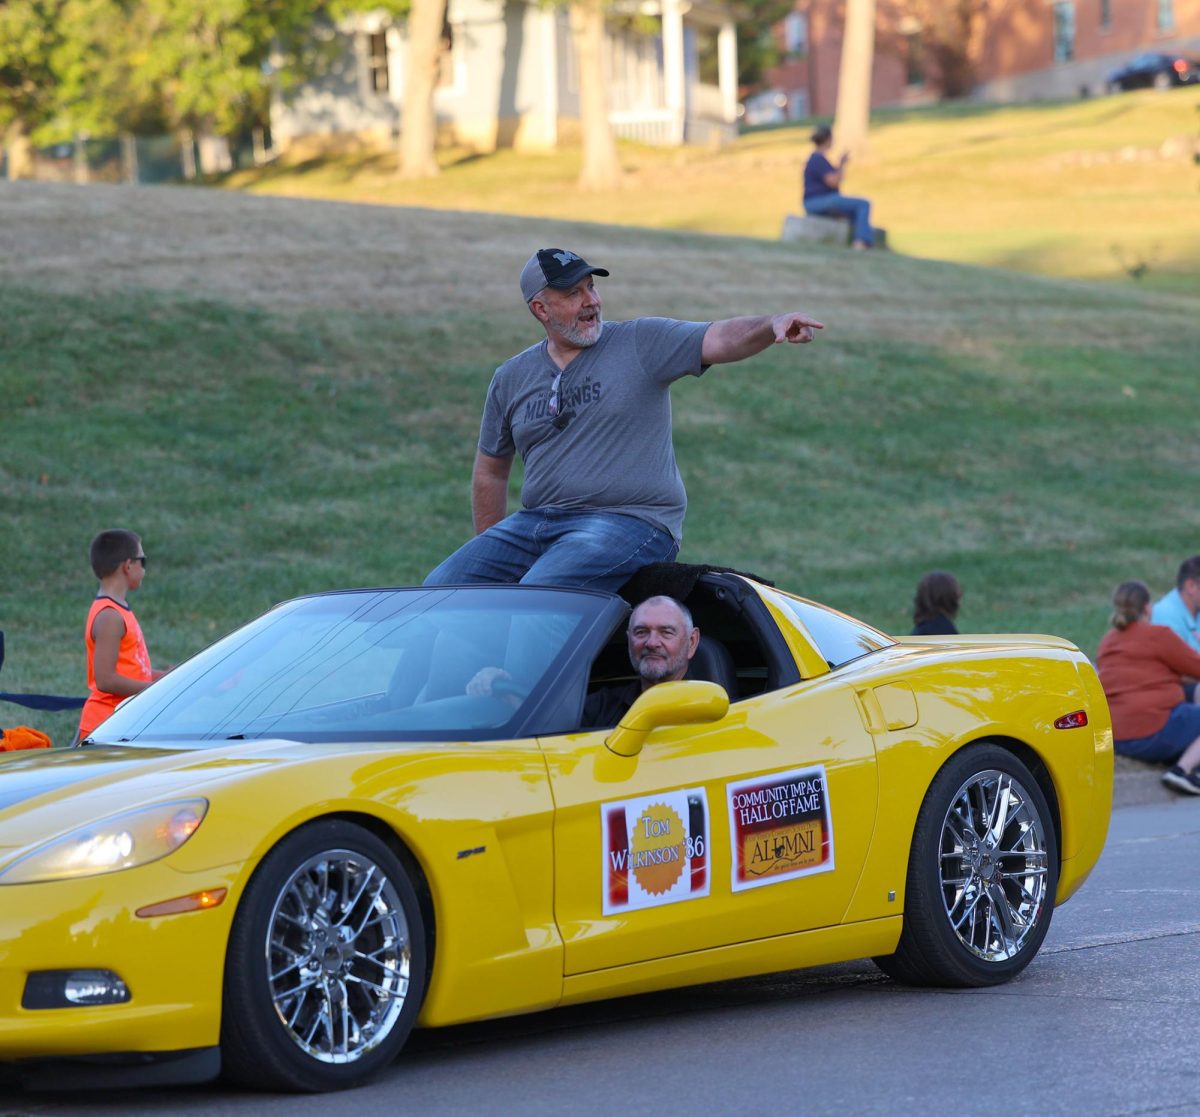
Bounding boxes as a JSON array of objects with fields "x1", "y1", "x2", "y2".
[
  {"x1": 4, "y1": 120, "x2": 35, "y2": 180},
  {"x1": 179, "y1": 128, "x2": 197, "y2": 180},
  {"x1": 833, "y1": 0, "x2": 876, "y2": 156},
  {"x1": 400, "y1": 0, "x2": 448, "y2": 179},
  {"x1": 73, "y1": 133, "x2": 90, "y2": 184},
  {"x1": 120, "y1": 133, "x2": 139, "y2": 183},
  {"x1": 570, "y1": 0, "x2": 621, "y2": 190}
]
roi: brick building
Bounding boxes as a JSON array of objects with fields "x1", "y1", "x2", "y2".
[{"x1": 763, "y1": 0, "x2": 1200, "y2": 119}]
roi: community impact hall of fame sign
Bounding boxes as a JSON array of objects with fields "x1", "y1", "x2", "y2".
[
  {"x1": 727, "y1": 765, "x2": 834, "y2": 891},
  {"x1": 601, "y1": 788, "x2": 709, "y2": 915}
]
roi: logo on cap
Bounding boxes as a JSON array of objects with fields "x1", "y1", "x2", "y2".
[{"x1": 521, "y1": 248, "x2": 609, "y2": 302}]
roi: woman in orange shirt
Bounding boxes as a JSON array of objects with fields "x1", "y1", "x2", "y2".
[{"x1": 1096, "y1": 579, "x2": 1200, "y2": 795}]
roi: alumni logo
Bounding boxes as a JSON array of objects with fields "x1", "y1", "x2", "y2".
[{"x1": 727, "y1": 766, "x2": 834, "y2": 891}]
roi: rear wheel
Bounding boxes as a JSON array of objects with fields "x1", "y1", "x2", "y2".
[
  {"x1": 221, "y1": 820, "x2": 426, "y2": 1092},
  {"x1": 874, "y1": 744, "x2": 1057, "y2": 987},
  {"x1": 1153, "y1": 70, "x2": 1172, "y2": 90}
]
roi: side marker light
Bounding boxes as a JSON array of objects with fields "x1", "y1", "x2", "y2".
[
  {"x1": 136, "y1": 888, "x2": 228, "y2": 918},
  {"x1": 1053, "y1": 711, "x2": 1089, "y2": 730}
]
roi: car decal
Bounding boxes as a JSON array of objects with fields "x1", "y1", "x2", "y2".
[
  {"x1": 601, "y1": 788, "x2": 709, "y2": 914},
  {"x1": 727, "y1": 765, "x2": 835, "y2": 891}
]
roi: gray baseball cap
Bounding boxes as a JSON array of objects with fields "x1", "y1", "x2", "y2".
[{"x1": 520, "y1": 248, "x2": 610, "y2": 303}]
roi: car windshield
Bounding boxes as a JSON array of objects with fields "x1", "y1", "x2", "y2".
[{"x1": 94, "y1": 587, "x2": 608, "y2": 744}]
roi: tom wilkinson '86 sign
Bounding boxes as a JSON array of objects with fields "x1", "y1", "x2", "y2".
[{"x1": 601, "y1": 788, "x2": 710, "y2": 915}]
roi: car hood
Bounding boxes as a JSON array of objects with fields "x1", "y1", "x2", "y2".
[{"x1": 0, "y1": 739, "x2": 330, "y2": 856}]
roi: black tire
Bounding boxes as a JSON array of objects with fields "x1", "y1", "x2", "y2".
[
  {"x1": 874, "y1": 744, "x2": 1058, "y2": 988},
  {"x1": 221, "y1": 819, "x2": 427, "y2": 1092}
]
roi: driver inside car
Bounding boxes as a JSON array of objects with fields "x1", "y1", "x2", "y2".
[{"x1": 467, "y1": 595, "x2": 701, "y2": 728}]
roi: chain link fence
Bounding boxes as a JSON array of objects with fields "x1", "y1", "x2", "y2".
[{"x1": 1, "y1": 130, "x2": 274, "y2": 184}]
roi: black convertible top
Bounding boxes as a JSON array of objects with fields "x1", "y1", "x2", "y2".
[{"x1": 617, "y1": 562, "x2": 775, "y2": 606}]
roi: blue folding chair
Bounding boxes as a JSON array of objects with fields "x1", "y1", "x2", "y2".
[{"x1": 0, "y1": 630, "x2": 86, "y2": 712}]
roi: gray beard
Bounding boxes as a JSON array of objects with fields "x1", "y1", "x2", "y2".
[
  {"x1": 637, "y1": 652, "x2": 683, "y2": 685},
  {"x1": 557, "y1": 316, "x2": 603, "y2": 348}
]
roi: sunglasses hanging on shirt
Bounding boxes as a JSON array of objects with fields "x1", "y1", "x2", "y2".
[{"x1": 548, "y1": 369, "x2": 574, "y2": 431}]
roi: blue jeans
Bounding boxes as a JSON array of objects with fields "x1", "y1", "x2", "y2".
[
  {"x1": 804, "y1": 193, "x2": 874, "y2": 246},
  {"x1": 1115, "y1": 701, "x2": 1200, "y2": 763},
  {"x1": 424, "y1": 509, "x2": 679, "y2": 593}
]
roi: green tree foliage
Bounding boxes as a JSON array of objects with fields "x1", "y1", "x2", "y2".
[
  {"x1": 1, "y1": 0, "x2": 145, "y2": 177},
  {"x1": 731, "y1": 0, "x2": 796, "y2": 89},
  {"x1": 48, "y1": 0, "x2": 155, "y2": 140},
  {"x1": 2, "y1": 0, "x2": 412, "y2": 170},
  {"x1": 126, "y1": 0, "x2": 339, "y2": 136},
  {"x1": 0, "y1": 0, "x2": 65, "y2": 140}
]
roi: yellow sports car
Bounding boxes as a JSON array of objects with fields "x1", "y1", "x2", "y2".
[{"x1": 0, "y1": 567, "x2": 1112, "y2": 1093}]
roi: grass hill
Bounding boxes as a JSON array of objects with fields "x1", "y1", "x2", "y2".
[
  {"x1": 230, "y1": 90, "x2": 1200, "y2": 295},
  {"x1": 1, "y1": 178, "x2": 1198, "y2": 746}
]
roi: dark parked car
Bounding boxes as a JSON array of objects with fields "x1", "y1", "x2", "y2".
[{"x1": 1107, "y1": 51, "x2": 1199, "y2": 92}]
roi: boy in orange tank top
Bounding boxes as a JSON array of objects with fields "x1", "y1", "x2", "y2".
[{"x1": 78, "y1": 529, "x2": 167, "y2": 742}]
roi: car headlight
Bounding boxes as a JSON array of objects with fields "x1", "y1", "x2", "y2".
[{"x1": 0, "y1": 799, "x2": 208, "y2": 885}]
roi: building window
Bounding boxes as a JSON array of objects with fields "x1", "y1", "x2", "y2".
[
  {"x1": 904, "y1": 31, "x2": 925, "y2": 85},
  {"x1": 1098, "y1": 0, "x2": 1111, "y2": 30},
  {"x1": 1156, "y1": 0, "x2": 1174, "y2": 31},
  {"x1": 367, "y1": 31, "x2": 389, "y2": 93},
  {"x1": 784, "y1": 11, "x2": 808, "y2": 58},
  {"x1": 1053, "y1": 0, "x2": 1075, "y2": 61}
]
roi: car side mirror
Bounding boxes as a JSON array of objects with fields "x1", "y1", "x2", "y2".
[{"x1": 605, "y1": 680, "x2": 729, "y2": 758}]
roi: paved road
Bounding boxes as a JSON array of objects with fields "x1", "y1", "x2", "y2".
[{"x1": 7, "y1": 797, "x2": 1200, "y2": 1117}]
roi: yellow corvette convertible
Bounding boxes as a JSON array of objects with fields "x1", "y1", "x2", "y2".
[{"x1": 0, "y1": 567, "x2": 1112, "y2": 1092}]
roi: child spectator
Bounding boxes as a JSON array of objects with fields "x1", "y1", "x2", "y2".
[
  {"x1": 78, "y1": 529, "x2": 166, "y2": 742},
  {"x1": 1096, "y1": 579, "x2": 1200, "y2": 795},
  {"x1": 911, "y1": 571, "x2": 962, "y2": 636}
]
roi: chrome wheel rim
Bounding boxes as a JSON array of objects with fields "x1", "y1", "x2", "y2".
[
  {"x1": 266, "y1": 849, "x2": 411, "y2": 1064},
  {"x1": 939, "y1": 769, "x2": 1049, "y2": 962}
]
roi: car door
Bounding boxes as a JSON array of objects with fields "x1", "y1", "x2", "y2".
[{"x1": 540, "y1": 665, "x2": 880, "y2": 976}]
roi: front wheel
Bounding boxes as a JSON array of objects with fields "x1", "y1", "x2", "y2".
[
  {"x1": 221, "y1": 820, "x2": 427, "y2": 1092},
  {"x1": 874, "y1": 744, "x2": 1058, "y2": 987}
]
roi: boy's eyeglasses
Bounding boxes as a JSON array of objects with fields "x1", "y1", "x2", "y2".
[{"x1": 130, "y1": 556, "x2": 147, "y2": 567}]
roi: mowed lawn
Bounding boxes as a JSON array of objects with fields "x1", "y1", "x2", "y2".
[
  {"x1": 0, "y1": 178, "x2": 1197, "y2": 746},
  {"x1": 230, "y1": 89, "x2": 1200, "y2": 294}
]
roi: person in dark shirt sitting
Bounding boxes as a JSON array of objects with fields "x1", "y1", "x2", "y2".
[
  {"x1": 802, "y1": 124, "x2": 875, "y2": 250},
  {"x1": 911, "y1": 570, "x2": 962, "y2": 636},
  {"x1": 584, "y1": 596, "x2": 701, "y2": 728}
]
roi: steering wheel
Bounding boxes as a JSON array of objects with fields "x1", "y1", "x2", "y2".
[{"x1": 490, "y1": 677, "x2": 529, "y2": 702}]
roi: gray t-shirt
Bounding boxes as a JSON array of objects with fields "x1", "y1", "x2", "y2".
[{"x1": 478, "y1": 317, "x2": 710, "y2": 542}]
